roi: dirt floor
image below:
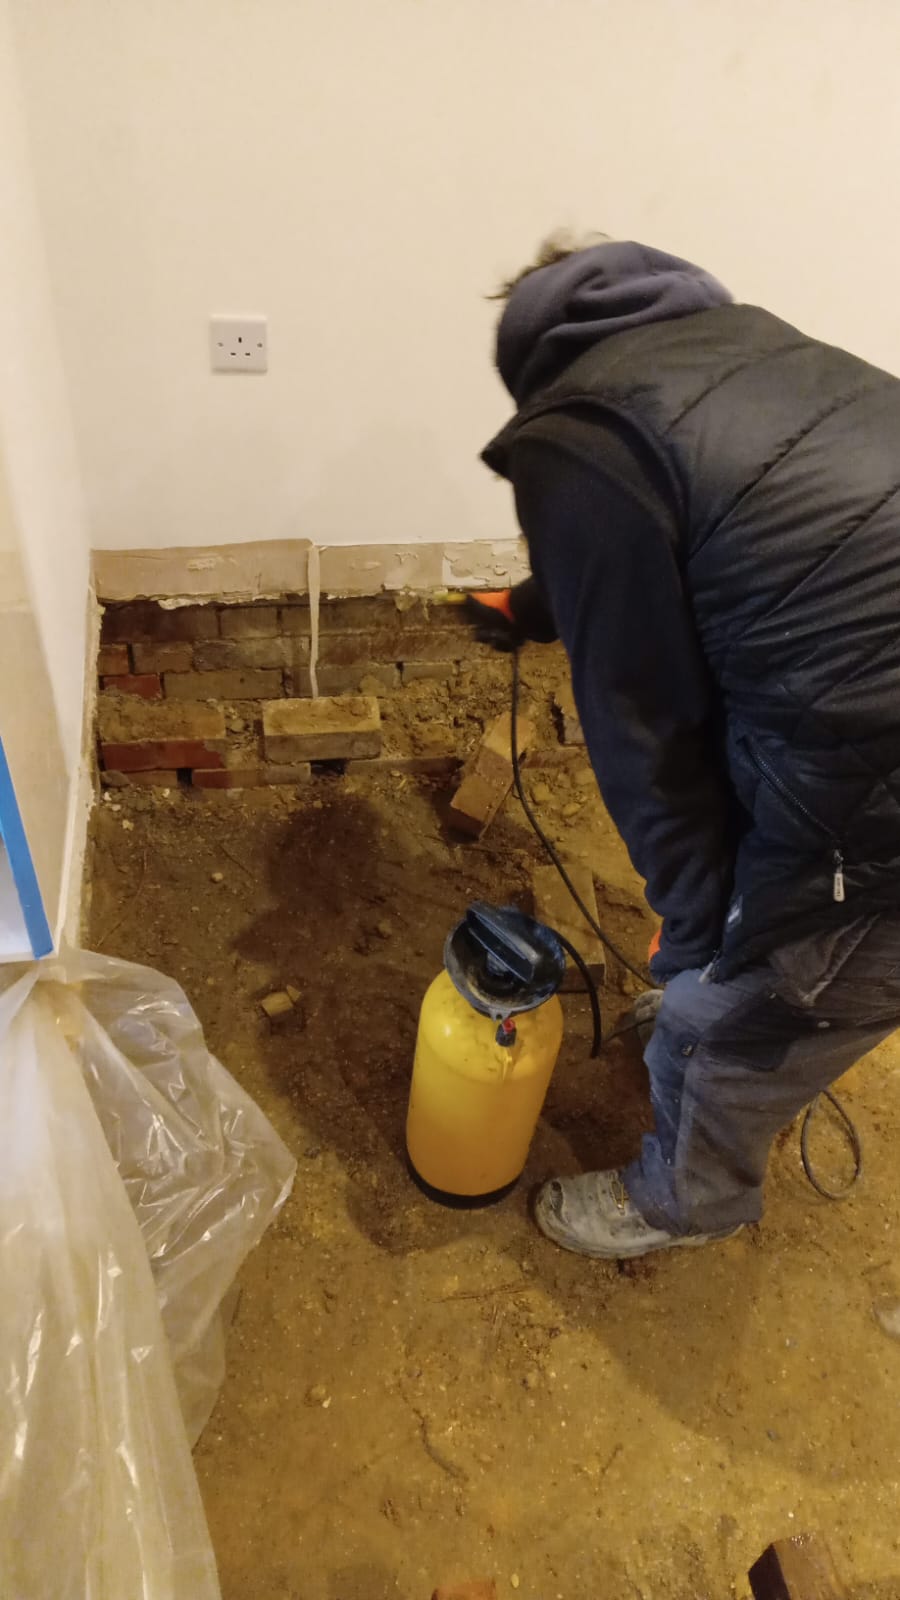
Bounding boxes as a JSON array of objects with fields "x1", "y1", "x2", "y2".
[{"x1": 89, "y1": 659, "x2": 900, "y2": 1600}]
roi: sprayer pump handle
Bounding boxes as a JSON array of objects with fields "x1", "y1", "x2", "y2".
[{"x1": 465, "y1": 903, "x2": 541, "y2": 985}]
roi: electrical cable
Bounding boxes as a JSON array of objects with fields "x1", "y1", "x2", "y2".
[{"x1": 510, "y1": 648, "x2": 864, "y2": 1199}]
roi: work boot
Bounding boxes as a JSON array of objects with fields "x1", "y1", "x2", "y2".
[{"x1": 533, "y1": 1169, "x2": 741, "y2": 1260}]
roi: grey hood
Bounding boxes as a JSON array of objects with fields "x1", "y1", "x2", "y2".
[{"x1": 495, "y1": 240, "x2": 733, "y2": 404}]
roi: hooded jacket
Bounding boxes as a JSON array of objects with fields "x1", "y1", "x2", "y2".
[{"x1": 484, "y1": 242, "x2": 900, "y2": 977}]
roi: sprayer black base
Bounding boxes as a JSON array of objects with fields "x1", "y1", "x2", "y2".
[{"x1": 406, "y1": 1151, "x2": 520, "y2": 1209}]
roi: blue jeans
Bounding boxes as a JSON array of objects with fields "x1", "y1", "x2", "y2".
[{"x1": 625, "y1": 914, "x2": 900, "y2": 1234}]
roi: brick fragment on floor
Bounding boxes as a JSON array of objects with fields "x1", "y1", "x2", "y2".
[
  {"x1": 98, "y1": 696, "x2": 228, "y2": 772},
  {"x1": 448, "y1": 710, "x2": 535, "y2": 836},
  {"x1": 554, "y1": 682, "x2": 584, "y2": 745}
]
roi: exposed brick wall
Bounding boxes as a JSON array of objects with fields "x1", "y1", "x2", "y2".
[{"x1": 97, "y1": 594, "x2": 489, "y2": 789}]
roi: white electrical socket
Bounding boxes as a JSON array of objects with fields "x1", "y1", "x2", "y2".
[{"x1": 210, "y1": 315, "x2": 268, "y2": 373}]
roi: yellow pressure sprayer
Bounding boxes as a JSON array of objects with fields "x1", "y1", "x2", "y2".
[{"x1": 406, "y1": 903, "x2": 566, "y2": 1204}]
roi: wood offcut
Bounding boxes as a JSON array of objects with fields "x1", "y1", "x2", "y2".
[{"x1": 749, "y1": 1535, "x2": 847, "y2": 1600}]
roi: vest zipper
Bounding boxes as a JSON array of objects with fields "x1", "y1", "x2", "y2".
[{"x1": 745, "y1": 740, "x2": 846, "y2": 903}]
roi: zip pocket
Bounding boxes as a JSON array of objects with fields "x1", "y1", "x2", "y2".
[{"x1": 744, "y1": 739, "x2": 845, "y2": 904}]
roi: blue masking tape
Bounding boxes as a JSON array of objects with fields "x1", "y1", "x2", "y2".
[{"x1": 0, "y1": 738, "x2": 53, "y2": 958}]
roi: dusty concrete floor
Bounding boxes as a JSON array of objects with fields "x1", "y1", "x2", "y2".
[{"x1": 89, "y1": 669, "x2": 900, "y2": 1600}]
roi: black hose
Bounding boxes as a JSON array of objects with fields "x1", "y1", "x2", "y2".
[
  {"x1": 800, "y1": 1089, "x2": 863, "y2": 1201},
  {"x1": 552, "y1": 931, "x2": 602, "y2": 1058},
  {"x1": 510, "y1": 651, "x2": 649, "y2": 987}
]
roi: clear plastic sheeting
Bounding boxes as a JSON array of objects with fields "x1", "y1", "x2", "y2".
[
  {"x1": 0, "y1": 951, "x2": 297, "y2": 1600},
  {"x1": 57, "y1": 950, "x2": 297, "y2": 1443}
]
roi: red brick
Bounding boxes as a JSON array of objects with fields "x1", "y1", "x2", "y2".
[
  {"x1": 319, "y1": 626, "x2": 476, "y2": 668},
  {"x1": 278, "y1": 602, "x2": 312, "y2": 636},
  {"x1": 317, "y1": 630, "x2": 391, "y2": 667},
  {"x1": 101, "y1": 740, "x2": 226, "y2": 773},
  {"x1": 448, "y1": 711, "x2": 534, "y2": 836},
  {"x1": 101, "y1": 673, "x2": 162, "y2": 699},
  {"x1": 98, "y1": 696, "x2": 226, "y2": 744},
  {"x1": 477, "y1": 711, "x2": 533, "y2": 783},
  {"x1": 102, "y1": 769, "x2": 180, "y2": 788},
  {"x1": 132, "y1": 641, "x2": 195, "y2": 674},
  {"x1": 219, "y1": 605, "x2": 279, "y2": 639},
  {"x1": 263, "y1": 763, "x2": 313, "y2": 784},
  {"x1": 398, "y1": 596, "x2": 475, "y2": 630},
  {"x1": 163, "y1": 668, "x2": 284, "y2": 701},
  {"x1": 280, "y1": 637, "x2": 310, "y2": 692},
  {"x1": 101, "y1": 601, "x2": 218, "y2": 644},
  {"x1": 401, "y1": 661, "x2": 457, "y2": 684},
  {"x1": 192, "y1": 767, "x2": 264, "y2": 789},
  {"x1": 279, "y1": 595, "x2": 477, "y2": 637},
  {"x1": 317, "y1": 596, "x2": 400, "y2": 632},
  {"x1": 97, "y1": 643, "x2": 130, "y2": 676},
  {"x1": 522, "y1": 746, "x2": 584, "y2": 770},
  {"x1": 280, "y1": 599, "x2": 398, "y2": 637},
  {"x1": 447, "y1": 772, "x2": 506, "y2": 836},
  {"x1": 300, "y1": 663, "x2": 398, "y2": 696},
  {"x1": 263, "y1": 696, "x2": 381, "y2": 761},
  {"x1": 97, "y1": 697, "x2": 227, "y2": 771},
  {"x1": 189, "y1": 733, "x2": 263, "y2": 785},
  {"x1": 194, "y1": 638, "x2": 290, "y2": 672},
  {"x1": 281, "y1": 596, "x2": 403, "y2": 635}
]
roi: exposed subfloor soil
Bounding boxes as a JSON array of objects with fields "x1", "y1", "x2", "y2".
[{"x1": 89, "y1": 671, "x2": 900, "y2": 1600}]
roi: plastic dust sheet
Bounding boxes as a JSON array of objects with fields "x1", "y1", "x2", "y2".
[{"x1": 0, "y1": 950, "x2": 297, "y2": 1600}]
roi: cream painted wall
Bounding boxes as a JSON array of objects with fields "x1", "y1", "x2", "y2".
[
  {"x1": 0, "y1": 0, "x2": 89, "y2": 771},
  {"x1": 0, "y1": 0, "x2": 91, "y2": 949},
  {"x1": 0, "y1": 444, "x2": 68, "y2": 956},
  {"x1": 9, "y1": 0, "x2": 900, "y2": 555}
]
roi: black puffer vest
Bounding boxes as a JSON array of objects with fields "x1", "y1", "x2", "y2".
[{"x1": 485, "y1": 304, "x2": 900, "y2": 972}]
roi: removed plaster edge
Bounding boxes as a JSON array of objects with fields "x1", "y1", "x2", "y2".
[
  {"x1": 92, "y1": 538, "x2": 529, "y2": 603},
  {"x1": 443, "y1": 539, "x2": 531, "y2": 587},
  {"x1": 60, "y1": 589, "x2": 100, "y2": 952}
]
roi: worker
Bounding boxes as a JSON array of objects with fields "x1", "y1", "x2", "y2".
[{"x1": 469, "y1": 235, "x2": 900, "y2": 1260}]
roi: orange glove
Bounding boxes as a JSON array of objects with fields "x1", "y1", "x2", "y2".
[
  {"x1": 463, "y1": 589, "x2": 521, "y2": 651},
  {"x1": 648, "y1": 927, "x2": 662, "y2": 963},
  {"x1": 474, "y1": 589, "x2": 516, "y2": 622}
]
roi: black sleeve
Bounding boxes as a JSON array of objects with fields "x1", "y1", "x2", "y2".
[
  {"x1": 509, "y1": 424, "x2": 734, "y2": 979},
  {"x1": 508, "y1": 576, "x2": 558, "y2": 643}
]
